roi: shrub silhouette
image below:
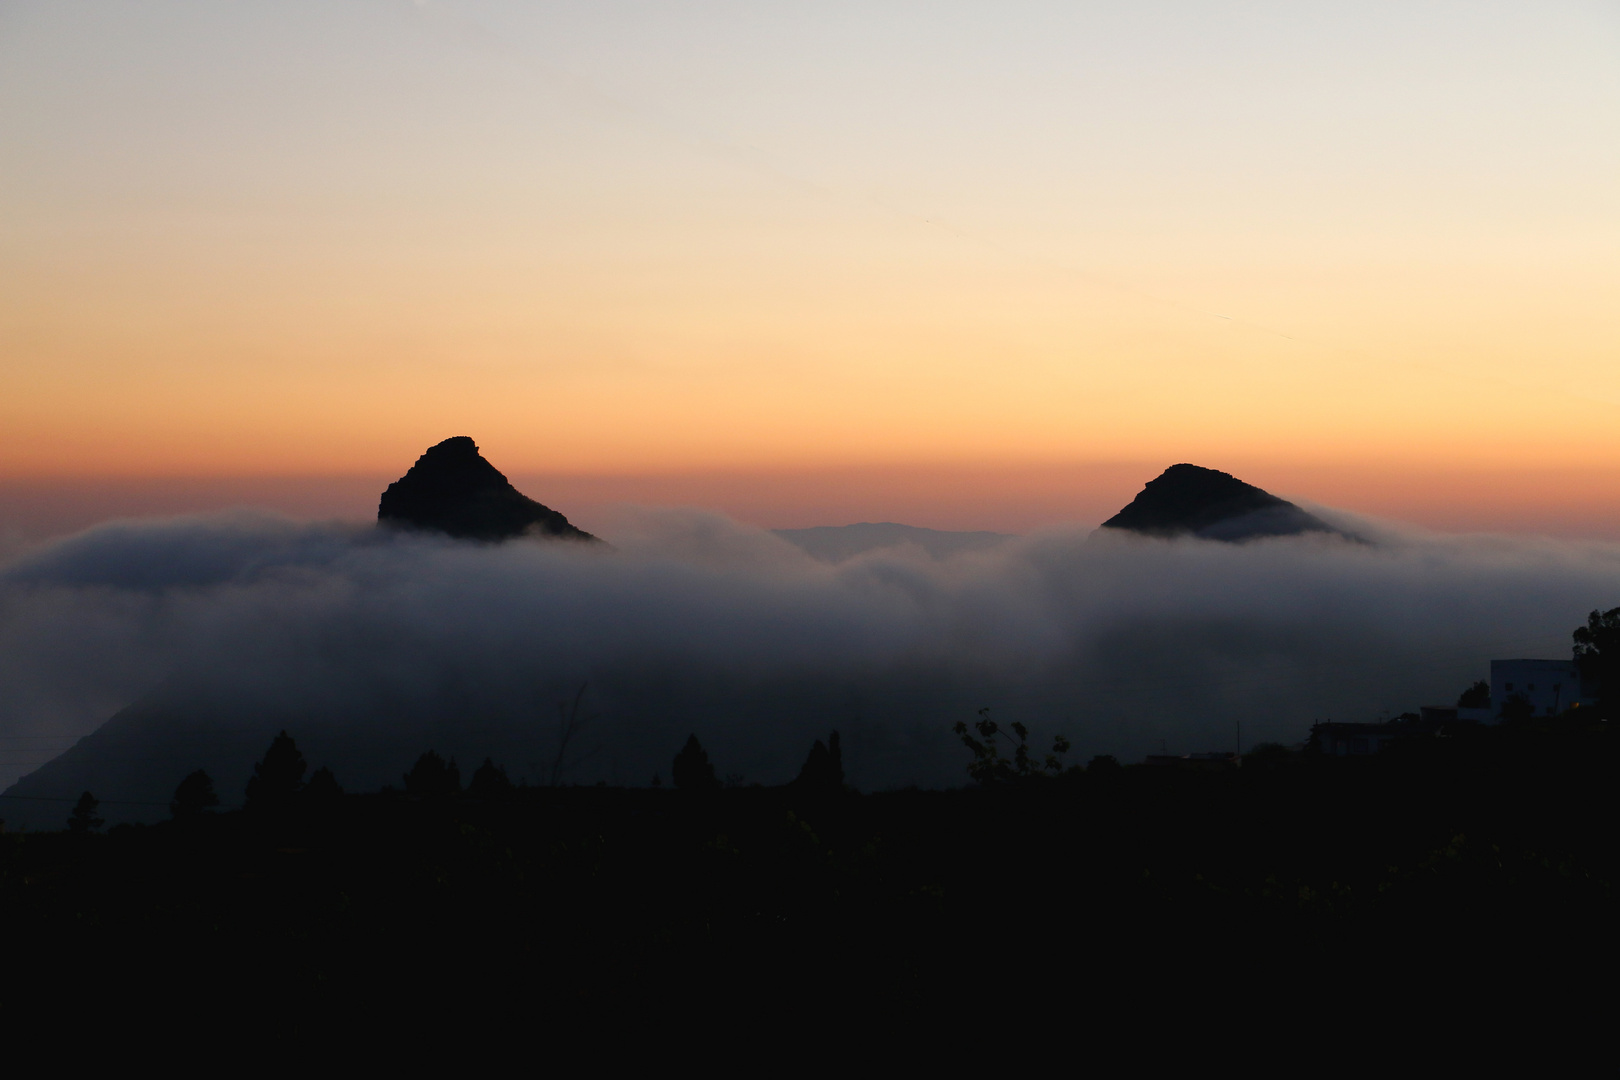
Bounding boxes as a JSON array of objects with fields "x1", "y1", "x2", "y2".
[
  {"x1": 67, "y1": 791, "x2": 103, "y2": 834},
  {"x1": 793, "y1": 731, "x2": 844, "y2": 790},
  {"x1": 170, "y1": 770, "x2": 219, "y2": 819},
  {"x1": 245, "y1": 731, "x2": 306, "y2": 810},
  {"x1": 672, "y1": 735, "x2": 719, "y2": 791},
  {"x1": 1457, "y1": 680, "x2": 1491, "y2": 709},
  {"x1": 1087, "y1": 754, "x2": 1122, "y2": 775},
  {"x1": 1500, "y1": 693, "x2": 1537, "y2": 722},
  {"x1": 953, "y1": 708, "x2": 1070, "y2": 784},
  {"x1": 305, "y1": 766, "x2": 343, "y2": 802},
  {"x1": 404, "y1": 751, "x2": 461, "y2": 797},
  {"x1": 467, "y1": 758, "x2": 513, "y2": 798},
  {"x1": 1573, "y1": 606, "x2": 1620, "y2": 714},
  {"x1": 1242, "y1": 744, "x2": 1296, "y2": 771}
]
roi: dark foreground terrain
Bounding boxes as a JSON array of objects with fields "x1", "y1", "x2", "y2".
[{"x1": 2, "y1": 718, "x2": 1613, "y2": 1044}]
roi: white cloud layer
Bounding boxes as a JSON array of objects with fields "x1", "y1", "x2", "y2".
[{"x1": 2, "y1": 507, "x2": 1617, "y2": 822}]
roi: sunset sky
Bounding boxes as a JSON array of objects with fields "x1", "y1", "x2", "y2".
[{"x1": 2, "y1": 1, "x2": 1617, "y2": 537}]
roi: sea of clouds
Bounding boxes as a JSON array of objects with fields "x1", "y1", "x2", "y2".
[{"x1": 2, "y1": 506, "x2": 1617, "y2": 821}]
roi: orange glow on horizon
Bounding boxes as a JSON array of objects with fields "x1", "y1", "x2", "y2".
[
  {"x1": 4, "y1": 462, "x2": 1618, "y2": 553},
  {"x1": 2, "y1": 4, "x2": 1617, "y2": 527}
]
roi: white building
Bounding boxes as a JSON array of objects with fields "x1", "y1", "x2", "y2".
[{"x1": 1489, "y1": 659, "x2": 1593, "y2": 718}]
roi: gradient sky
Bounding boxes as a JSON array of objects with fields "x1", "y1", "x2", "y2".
[{"x1": 2, "y1": 2, "x2": 1618, "y2": 533}]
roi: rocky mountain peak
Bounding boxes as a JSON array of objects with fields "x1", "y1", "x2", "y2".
[
  {"x1": 1099, "y1": 464, "x2": 1343, "y2": 542},
  {"x1": 377, "y1": 436, "x2": 597, "y2": 543}
]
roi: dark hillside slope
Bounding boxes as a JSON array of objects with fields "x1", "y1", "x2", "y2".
[
  {"x1": 0, "y1": 702, "x2": 268, "y2": 826},
  {"x1": 0, "y1": 698, "x2": 424, "y2": 827}
]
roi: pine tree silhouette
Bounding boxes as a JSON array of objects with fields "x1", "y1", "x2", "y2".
[
  {"x1": 672, "y1": 735, "x2": 719, "y2": 791},
  {"x1": 793, "y1": 731, "x2": 845, "y2": 790},
  {"x1": 404, "y1": 751, "x2": 461, "y2": 797},
  {"x1": 170, "y1": 770, "x2": 220, "y2": 819},
  {"x1": 305, "y1": 766, "x2": 343, "y2": 801},
  {"x1": 245, "y1": 731, "x2": 306, "y2": 811},
  {"x1": 467, "y1": 758, "x2": 513, "y2": 798},
  {"x1": 67, "y1": 791, "x2": 103, "y2": 834}
]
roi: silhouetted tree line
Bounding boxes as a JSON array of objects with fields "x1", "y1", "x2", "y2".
[
  {"x1": 7, "y1": 696, "x2": 1613, "y2": 1040},
  {"x1": 48, "y1": 604, "x2": 1615, "y2": 832},
  {"x1": 13, "y1": 604, "x2": 1611, "y2": 1041},
  {"x1": 127, "y1": 724, "x2": 849, "y2": 827},
  {"x1": 1575, "y1": 606, "x2": 1620, "y2": 713}
]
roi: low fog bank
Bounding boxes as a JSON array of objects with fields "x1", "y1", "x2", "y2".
[{"x1": 3, "y1": 507, "x2": 1617, "y2": 824}]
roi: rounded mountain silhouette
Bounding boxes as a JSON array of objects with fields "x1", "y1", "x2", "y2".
[
  {"x1": 377, "y1": 436, "x2": 598, "y2": 543},
  {"x1": 1100, "y1": 464, "x2": 1343, "y2": 542}
]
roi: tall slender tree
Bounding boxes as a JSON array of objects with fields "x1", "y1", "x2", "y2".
[
  {"x1": 67, "y1": 791, "x2": 103, "y2": 834},
  {"x1": 793, "y1": 731, "x2": 845, "y2": 790}
]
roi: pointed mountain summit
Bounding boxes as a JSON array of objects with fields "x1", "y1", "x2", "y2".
[
  {"x1": 378, "y1": 436, "x2": 598, "y2": 543},
  {"x1": 1100, "y1": 464, "x2": 1343, "y2": 542}
]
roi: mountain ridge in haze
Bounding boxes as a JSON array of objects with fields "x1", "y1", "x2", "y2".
[{"x1": 773, "y1": 522, "x2": 1016, "y2": 562}]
